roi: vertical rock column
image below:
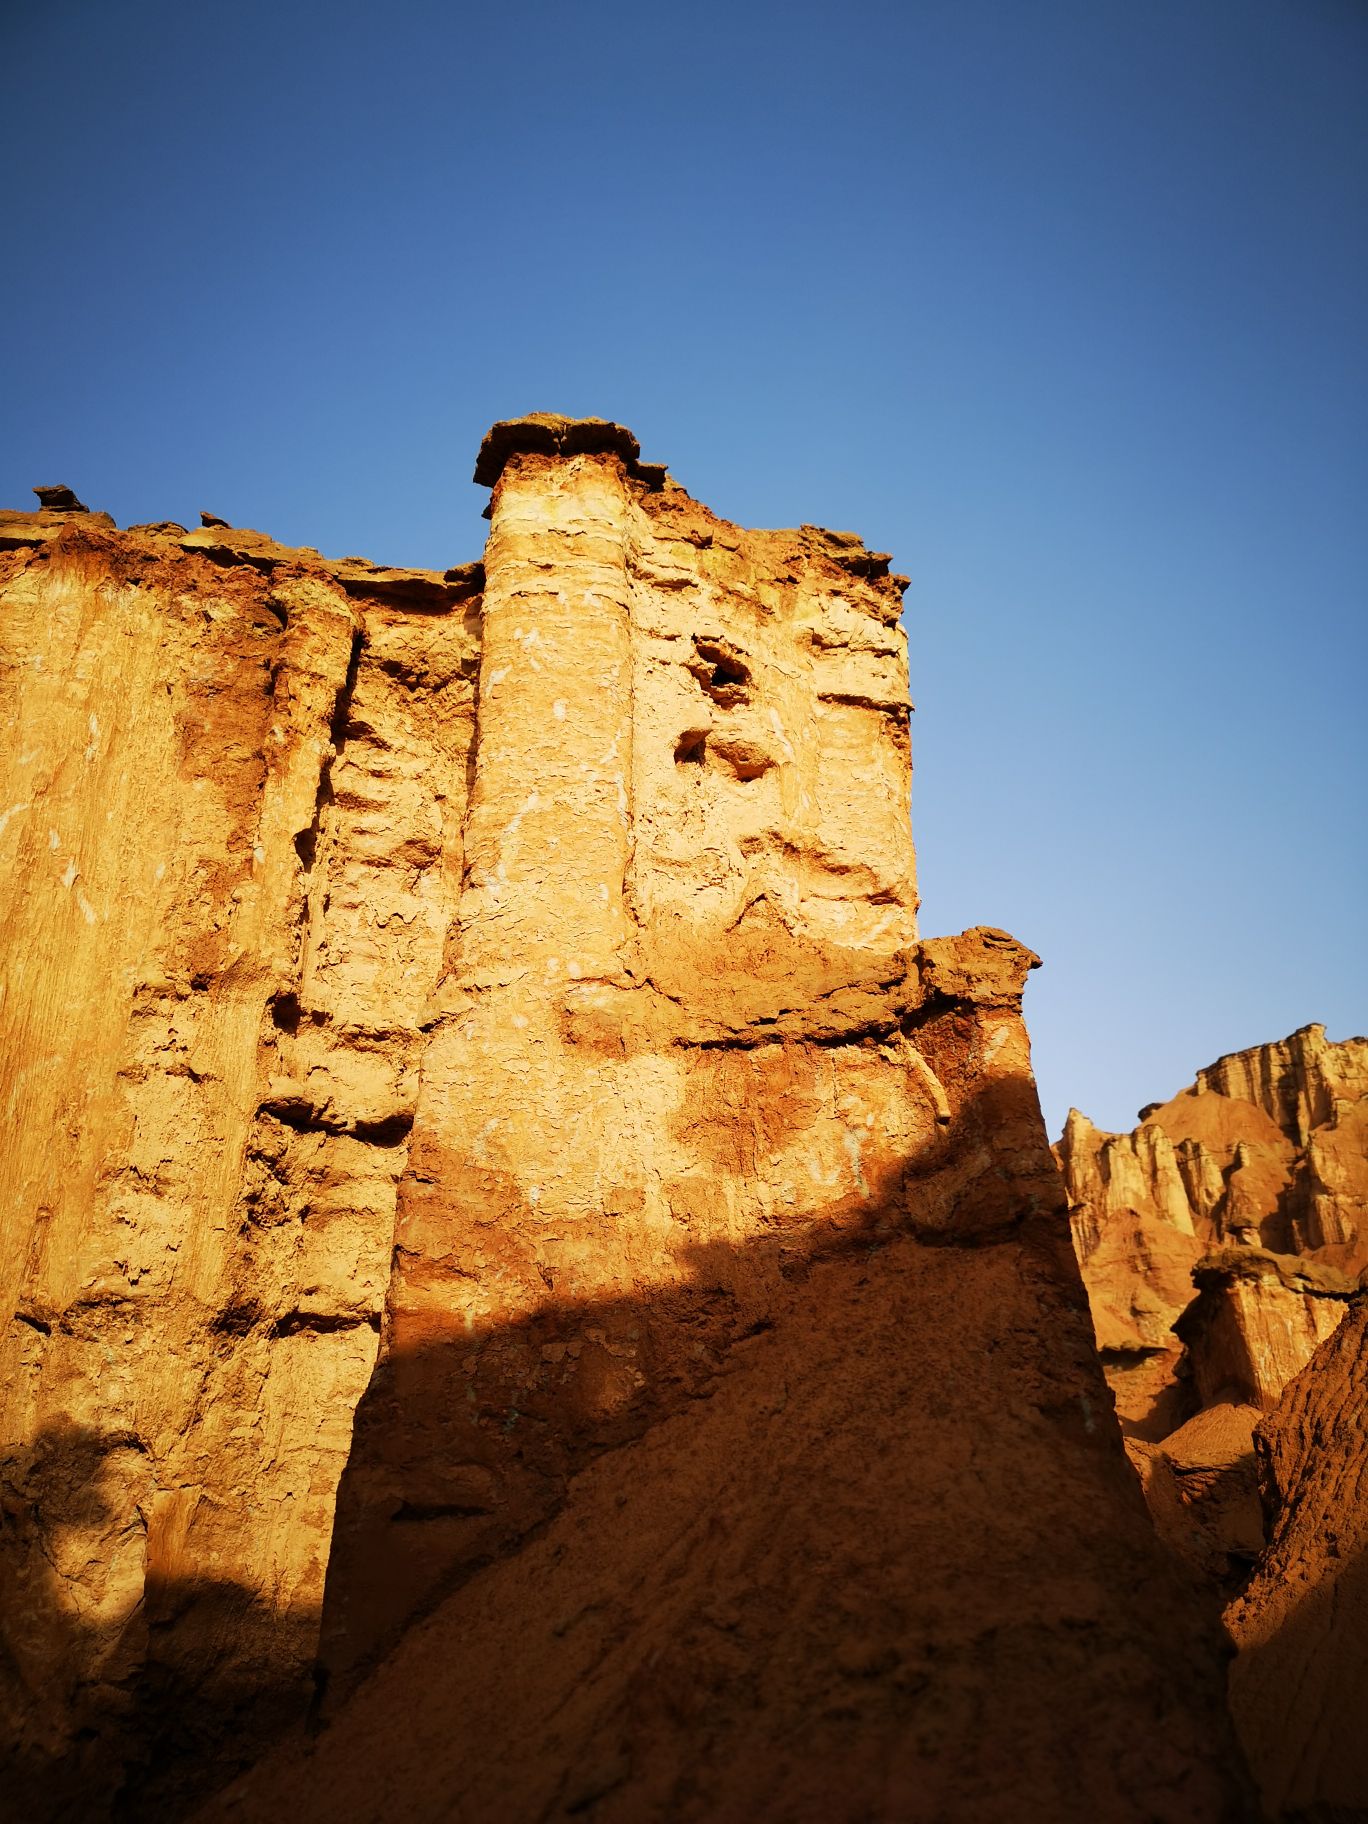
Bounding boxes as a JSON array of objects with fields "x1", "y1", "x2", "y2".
[
  {"x1": 438, "y1": 436, "x2": 640, "y2": 1249},
  {"x1": 457, "y1": 444, "x2": 634, "y2": 980},
  {"x1": 320, "y1": 441, "x2": 642, "y2": 1684}
]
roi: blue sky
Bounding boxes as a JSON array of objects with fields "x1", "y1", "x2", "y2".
[{"x1": 4, "y1": 0, "x2": 1365, "y2": 1134}]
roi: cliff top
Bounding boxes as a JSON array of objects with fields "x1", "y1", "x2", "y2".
[
  {"x1": 2, "y1": 415, "x2": 912, "y2": 604},
  {"x1": 0, "y1": 506, "x2": 484, "y2": 610},
  {"x1": 472, "y1": 413, "x2": 661, "y2": 488}
]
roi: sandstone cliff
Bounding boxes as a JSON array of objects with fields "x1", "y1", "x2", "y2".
[
  {"x1": 2, "y1": 422, "x2": 1251, "y2": 1819},
  {"x1": 0, "y1": 495, "x2": 481, "y2": 1812},
  {"x1": 1059, "y1": 1029, "x2": 1368, "y2": 1819},
  {"x1": 1057, "y1": 1024, "x2": 1368, "y2": 1442}
]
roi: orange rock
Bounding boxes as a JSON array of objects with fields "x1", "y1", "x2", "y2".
[
  {"x1": 1125, "y1": 1403, "x2": 1265, "y2": 1590},
  {"x1": 1, "y1": 421, "x2": 1252, "y2": 1819},
  {"x1": 1057, "y1": 1025, "x2": 1368, "y2": 1439},
  {"x1": 210, "y1": 1231, "x2": 1254, "y2": 1824},
  {"x1": 1060, "y1": 1030, "x2": 1368, "y2": 1820},
  {"x1": 0, "y1": 510, "x2": 479, "y2": 1812},
  {"x1": 1226, "y1": 1298, "x2": 1368, "y2": 1818},
  {"x1": 1174, "y1": 1248, "x2": 1357, "y2": 1410}
]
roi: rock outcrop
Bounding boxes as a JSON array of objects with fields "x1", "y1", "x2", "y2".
[
  {"x1": 1174, "y1": 1248, "x2": 1357, "y2": 1412},
  {"x1": 0, "y1": 491, "x2": 481, "y2": 1814},
  {"x1": 1057, "y1": 1025, "x2": 1368, "y2": 1441},
  {"x1": 2, "y1": 421, "x2": 1251, "y2": 1819},
  {"x1": 215, "y1": 1217, "x2": 1250, "y2": 1824},
  {"x1": 1227, "y1": 1298, "x2": 1368, "y2": 1819},
  {"x1": 1060, "y1": 1031, "x2": 1368, "y2": 1818}
]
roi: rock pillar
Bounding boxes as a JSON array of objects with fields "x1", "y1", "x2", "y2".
[{"x1": 458, "y1": 443, "x2": 634, "y2": 977}]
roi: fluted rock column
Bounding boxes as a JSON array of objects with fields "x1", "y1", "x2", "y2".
[
  {"x1": 457, "y1": 441, "x2": 634, "y2": 979},
  {"x1": 319, "y1": 429, "x2": 651, "y2": 1681}
]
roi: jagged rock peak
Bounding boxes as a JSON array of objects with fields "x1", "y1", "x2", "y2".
[
  {"x1": 1193, "y1": 1020, "x2": 1368, "y2": 1148},
  {"x1": 472, "y1": 413, "x2": 910, "y2": 596}
]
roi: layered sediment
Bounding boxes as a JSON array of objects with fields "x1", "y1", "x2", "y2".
[{"x1": 2, "y1": 422, "x2": 1250, "y2": 1819}]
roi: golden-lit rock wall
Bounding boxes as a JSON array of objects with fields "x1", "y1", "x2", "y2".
[
  {"x1": 1056, "y1": 1023, "x2": 1368, "y2": 1438},
  {"x1": 0, "y1": 505, "x2": 479, "y2": 1804},
  {"x1": 2, "y1": 421, "x2": 1251, "y2": 1820},
  {"x1": 317, "y1": 425, "x2": 1034, "y2": 1683}
]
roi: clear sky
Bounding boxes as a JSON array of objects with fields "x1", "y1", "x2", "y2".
[{"x1": 4, "y1": 0, "x2": 1365, "y2": 1135}]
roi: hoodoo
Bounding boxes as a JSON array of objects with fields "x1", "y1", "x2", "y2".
[{"x1": 1, "y1": 420, "x2": 1250, "y2": 1819}]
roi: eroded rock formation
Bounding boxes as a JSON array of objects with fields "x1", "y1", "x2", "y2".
[
  {"x1": 1226, "y1": 1298, "x2": 1368, "y2": 1819},
  {"x1": 2, "y1": 422, "x2": 1251, "y2": 1819},
  {"x1": 0, "y1": 491, "x2": 481, "y2": 1813},
  {"x1": 1058, "y1": 1025, "x2": 1368, "y2": 1442},
  {"x1": 1060, "y1": 1029, "x2": 1368, "y2": 1818}
]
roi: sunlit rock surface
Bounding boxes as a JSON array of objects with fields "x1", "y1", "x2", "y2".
[
  {"x1": 1174, "y1": 1248, "x2": 1356, "y2": 1411},
  {"x1": 1057, "y1": 1025, "x2": 1368, "y2": 1442},
  {"x1": 2, "y1": 427, "x2": 1250, "y2": 1820},
  {"x1": 1059, "y1": 1028, "x2": 1368, "y2": 1820},
  {"x1": 0, "y1": 494, "x2": 481, "y2": 1813}
]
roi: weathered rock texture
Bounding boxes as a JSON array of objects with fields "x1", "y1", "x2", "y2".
[
  {"x1": 1060, "y1": 1031, "x2": 1368, "y2": 1818},
  {"x1": 2, "y1": 424, "x2": 1250, "y2": 1820},
  {"x1": 217, "y1": 1224, "x2": 1251, "y2": 1824},
  {"x1": 1225, "y1": 1298, "x2": 1368, "y2": 1820},
  {"x1": 0, "y1": 499, "x2": 480, "y2": 1812},
  {"x1": 1057, "y1": 1025, "x2": 1368, "y2": 1443}
]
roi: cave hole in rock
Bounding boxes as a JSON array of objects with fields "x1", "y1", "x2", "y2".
[
  {"x1": 674, "y1": 729, "x2": 708, "y2": 765},
  {"x1": 270, "y1": 991, "x2": 302, "y2": 1035},
  {"x1": 690, "y1": 638, "x2": 751, "y2": 707}
]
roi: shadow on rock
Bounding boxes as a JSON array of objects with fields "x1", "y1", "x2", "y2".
[{"x1": 1, "y1": 1417, "x2": 316, "y2": 1822}]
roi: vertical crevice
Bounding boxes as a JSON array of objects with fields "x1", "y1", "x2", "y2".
[
  {"x1": 458, "y1": 652, "x2": 482, "y2": 888},
  {"x1": 295, "y1": 628, "x2": 363, "y2": 874}
]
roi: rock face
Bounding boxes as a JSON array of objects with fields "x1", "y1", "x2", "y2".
[
  {"x1": 1057, "y1": 1025, "x2": 1368, "y2": 1442},
  {"x1": 217, "y1": 1224, "x2": 1250, "y2": 1824},
  {"x1": 1227, "y1": 1298, "x2": 1368, "y2": 1819},
  {"x1": 2, "y1": 422, "x2": 1250, "y2": 1819},
  {"x1": 1060, "y1": 1032, "x2": 1368, "y2": 1819},
  {"x1": 1174, "y1": 1248, "x2": 1357, "y2": 1412},
  {"x1": 0, "y1": 497, "x2": 481, "y2": 1812}
]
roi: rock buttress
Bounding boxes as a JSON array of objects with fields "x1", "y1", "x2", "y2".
[{"x1": 254, "y1": 423, "x2": 1245, "y2": 1819}]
